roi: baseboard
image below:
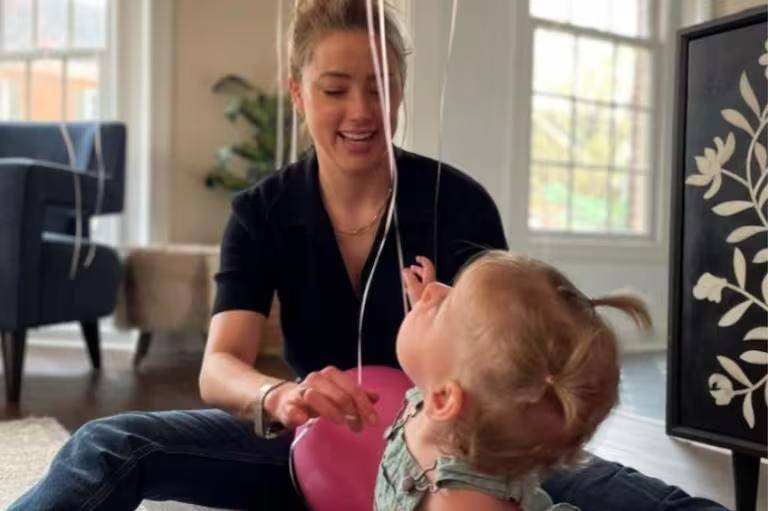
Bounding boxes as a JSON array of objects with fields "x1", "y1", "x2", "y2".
[
  {"x1": 27, "y1": 325, "x2": 135, "y2": 351},
  {"x1": 622, "y1": 340, "x2": 668, "y2": 354}
]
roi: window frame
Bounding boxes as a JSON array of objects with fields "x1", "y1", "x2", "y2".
[
  {"x1": 516, "y1": 0, "x2": 680, "y2": 263},
  {"x1": 0, "y1": 0, "x2": 115, "y2": 121}
]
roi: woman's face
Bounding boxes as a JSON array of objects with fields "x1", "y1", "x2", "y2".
[{"x1": 289, "y1": 30, "x2": 403, "y2": 177}]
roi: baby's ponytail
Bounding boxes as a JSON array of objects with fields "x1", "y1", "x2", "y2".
[{"x1": 591, "y1": 294, "x2": 653, "y2": 331}]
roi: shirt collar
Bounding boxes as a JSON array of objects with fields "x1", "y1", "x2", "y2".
[{"x1": 286, "y1": 147, "x2": 435, "y2": 228}]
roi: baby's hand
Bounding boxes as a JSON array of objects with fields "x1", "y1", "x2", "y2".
[{"x1": 402, "y1": 256, "x2": 436, "y2": 306}]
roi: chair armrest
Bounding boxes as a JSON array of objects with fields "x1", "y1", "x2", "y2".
[
  {"x1": 0, "y1": 160, "x2": 102, "y2": 327},
  {"x1": 0, "y1": 158, "x2": 103, "y2": 210}
]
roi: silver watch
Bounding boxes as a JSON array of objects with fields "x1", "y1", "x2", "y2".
[{"x1": 253, "y1": 380, "x2": 289, "y2": 439}]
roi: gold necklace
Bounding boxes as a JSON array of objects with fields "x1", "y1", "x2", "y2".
[{"x1": 333, "y1": 187, "x2": 392, "y2": 236}]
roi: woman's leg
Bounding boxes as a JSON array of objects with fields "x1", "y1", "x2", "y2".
[
  {"x1": 9, "y1": 409, "x2": 307, "y2": 511},
  {"x1": 542, "y1": 456, "x2": 729, "y2": 511}
]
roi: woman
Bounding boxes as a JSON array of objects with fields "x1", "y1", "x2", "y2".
[{"x1": 10, "y1": 1, "x2": 727, "y2": 510}]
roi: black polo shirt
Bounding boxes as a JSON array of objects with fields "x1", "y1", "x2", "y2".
[{"x1": 213, "y1": 149, "x2": 507, "y2": 377}]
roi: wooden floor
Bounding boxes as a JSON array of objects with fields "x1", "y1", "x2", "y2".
[{"x1": 0, "y1": 338, "x2": 294, "y2": 431}]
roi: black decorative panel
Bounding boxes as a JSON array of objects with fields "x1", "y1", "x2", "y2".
[{"x1": 668, "y1": 7, "x2": 768, "y2": 458}]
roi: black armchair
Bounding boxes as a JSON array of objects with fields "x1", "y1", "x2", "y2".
[{"x1": 0, "y1": 122, "x2": 126, "y2": 402}]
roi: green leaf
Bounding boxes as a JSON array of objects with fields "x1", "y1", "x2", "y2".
[
  {"x1": 726, "y1": 226, "x2": 767, "y2": 243},
  {"x1": 718, "y1": 301, "x2": 752, "y2": 327},
  {"x1": 212, "y1": 74, "x2": 256, "y2": 94},
  {"x1": 232, "y1": 142, "x2": 261, "y2": 163},
  {"x1": 740, "y1": 350, "x2": 768, "y2": 364},
  {"x1": 224, "y1": 99, "x2": 242, "y2": 122},
  {"x1": 713, "y1": 201, "x2": 754, "y2": 216},
  {"x1": 717, "y1": 356, "x2": 752, "y2": 387},
  {"x1": 215, "y1": 147, "x2": 232, "y2": 166}
]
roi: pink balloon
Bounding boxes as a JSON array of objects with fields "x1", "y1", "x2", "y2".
[{"x1": 291, "y1": 366, "x2": 413, "y2": 511}]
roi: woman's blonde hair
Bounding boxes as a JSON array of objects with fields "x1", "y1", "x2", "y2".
[
  {"x1": 288, "y1": 0, "x2": 409, "y2": 87},
  {"x1": 447, "y1": 251, "x2": 652, "y2": 477}
]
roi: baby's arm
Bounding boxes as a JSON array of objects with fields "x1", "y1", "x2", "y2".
[
  {"x1": 420, "y1": 488, "x2": 521, "y2": 511},
  {"x1": 402, "y1": 256, "x2": 436, "y2": 306}
]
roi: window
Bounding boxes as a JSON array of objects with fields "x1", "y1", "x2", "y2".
[
  {"x1": 0, "y1": 0, "x2": 109, "y2": 122},
  {"x1": 527, "y1": 0, "x2": 657, "y2": 236}
]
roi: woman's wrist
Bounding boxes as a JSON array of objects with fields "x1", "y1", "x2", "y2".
[{"x1": 263, "y1": 380, "x2": 299, "y2": 420}]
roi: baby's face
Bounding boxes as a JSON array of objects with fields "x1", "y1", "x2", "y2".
[{"x1": 395, "y1": 280, "x2": 463, "y2": 387}]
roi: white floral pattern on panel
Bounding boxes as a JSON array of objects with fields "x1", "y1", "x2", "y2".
[{"x1": 686, "y1": 38, "x2": 768, "y2": 430}]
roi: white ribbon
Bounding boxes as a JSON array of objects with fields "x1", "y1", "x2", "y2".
[{"x1": 60, "y1": 123, "x2": 106, "y2": 279}]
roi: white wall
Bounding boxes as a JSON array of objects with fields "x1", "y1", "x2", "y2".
[
  {"x1": 170, "y1": 0, "x2": 286, "y2": 244},
  {"x1": 713, "y1": 0, "x2": 766, "y2": 16}
]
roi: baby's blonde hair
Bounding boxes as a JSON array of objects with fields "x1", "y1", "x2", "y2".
[{"x1": 447, "y1": 251, "x2": 651, "y2": 477}]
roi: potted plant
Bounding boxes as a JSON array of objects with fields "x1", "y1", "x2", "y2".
[{"x1": 204, "y1": 74, "x2": 295, "y2": 191}]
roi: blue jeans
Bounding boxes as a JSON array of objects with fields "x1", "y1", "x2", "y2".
[
  {"x1": 10, "y1": 409, "x2": 729, "y2": 511},
  {"x1": 543, "y1": 461, "x2": 730, "y2": 511},
  {"x1": 9, "y1": 409, "x2": 307, "y2": 511}
]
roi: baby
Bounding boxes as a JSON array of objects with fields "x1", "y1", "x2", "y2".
[{"x1": 374, "y1": 251, "x2": 651, "y2": 511}]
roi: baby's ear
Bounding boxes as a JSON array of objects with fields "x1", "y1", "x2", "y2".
[{"x1": 424, "y1": 381, "x2": 464, "y2": 422}]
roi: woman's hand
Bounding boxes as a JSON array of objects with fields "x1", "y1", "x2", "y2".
[
  {"x1": 402, "y1": 255, "x2": 436, "y2": 306},
  {"x1": 264, "y1": 366, "x2": 379, "y2": 432}
]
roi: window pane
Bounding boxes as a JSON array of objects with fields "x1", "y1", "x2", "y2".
[
  {"x1": 533, "y1": 29, "x2": 574, "y2": 96},
  {"x1": 608, "y1": 172, "x2": 631, "y2": 232},
  {"x1": 608, "y1": 172, "x2": 650, "y2": 234},
  {"x1": 572, "y1": 168, "x2": 608, "y2": 232},
  {"x1": 614, "y1": 108, "x2": 650, "y2": 170},
  {"x1": 575, "y1": 37, "x2": 614, "y2": 102},
  {"x1": 610, "y1": 0, "x2": 651, "y2": 38},
  {"x1": 73, "y1": 0, "x2": 107, "y2": 48},
  {"x1": 529, "y1": 165, "x2": 569, "y2": 231},
  {"x1": 530, "y1": 0, "x2": 570, "y2": 23},
  {"x1": 66, "y1": 58, "x2": 99, "y2": 120},
  {"x1": 531, "y1": 95, "x2": 571, "y2": 163},
  {"x1": 574, "y1": 102, "x2": 611, "y2": 166},
  {"x1": 571, "y1": 0, "x2": 612, "y2": 33},
  {"x1": 30, "y1": 59, "x2": 62, "y2": 120},
  {"x1": 3, "y1": 0, "x2": 34, "y2": 51},
  {"x1": 615, "y1": 45, "x2": 651, "y2": 107},
  {"x1": 37, "y1": 0, "x2": 68, "y2": 50},
  {"x1": 0, "y1": 61, "x2": 27, "y2": 119}
]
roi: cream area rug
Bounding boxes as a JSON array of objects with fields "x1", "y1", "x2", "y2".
[
  {"x1": 0, "y1": 417, "x2": 70, "y2": 509},
  {"x1": 0, "y1": 417, "x2": 219, "y2": 511}
]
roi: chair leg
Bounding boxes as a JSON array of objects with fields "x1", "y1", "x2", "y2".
[
  {"x1": 1, "y1": 330, "x2": 27, "y2": 403},
  {"x1": 133, "y1": 331, "x2": 152, "y2": 367},
  {"x1": 80, "y1": 321, "x2": 101, "y2": 369}
]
